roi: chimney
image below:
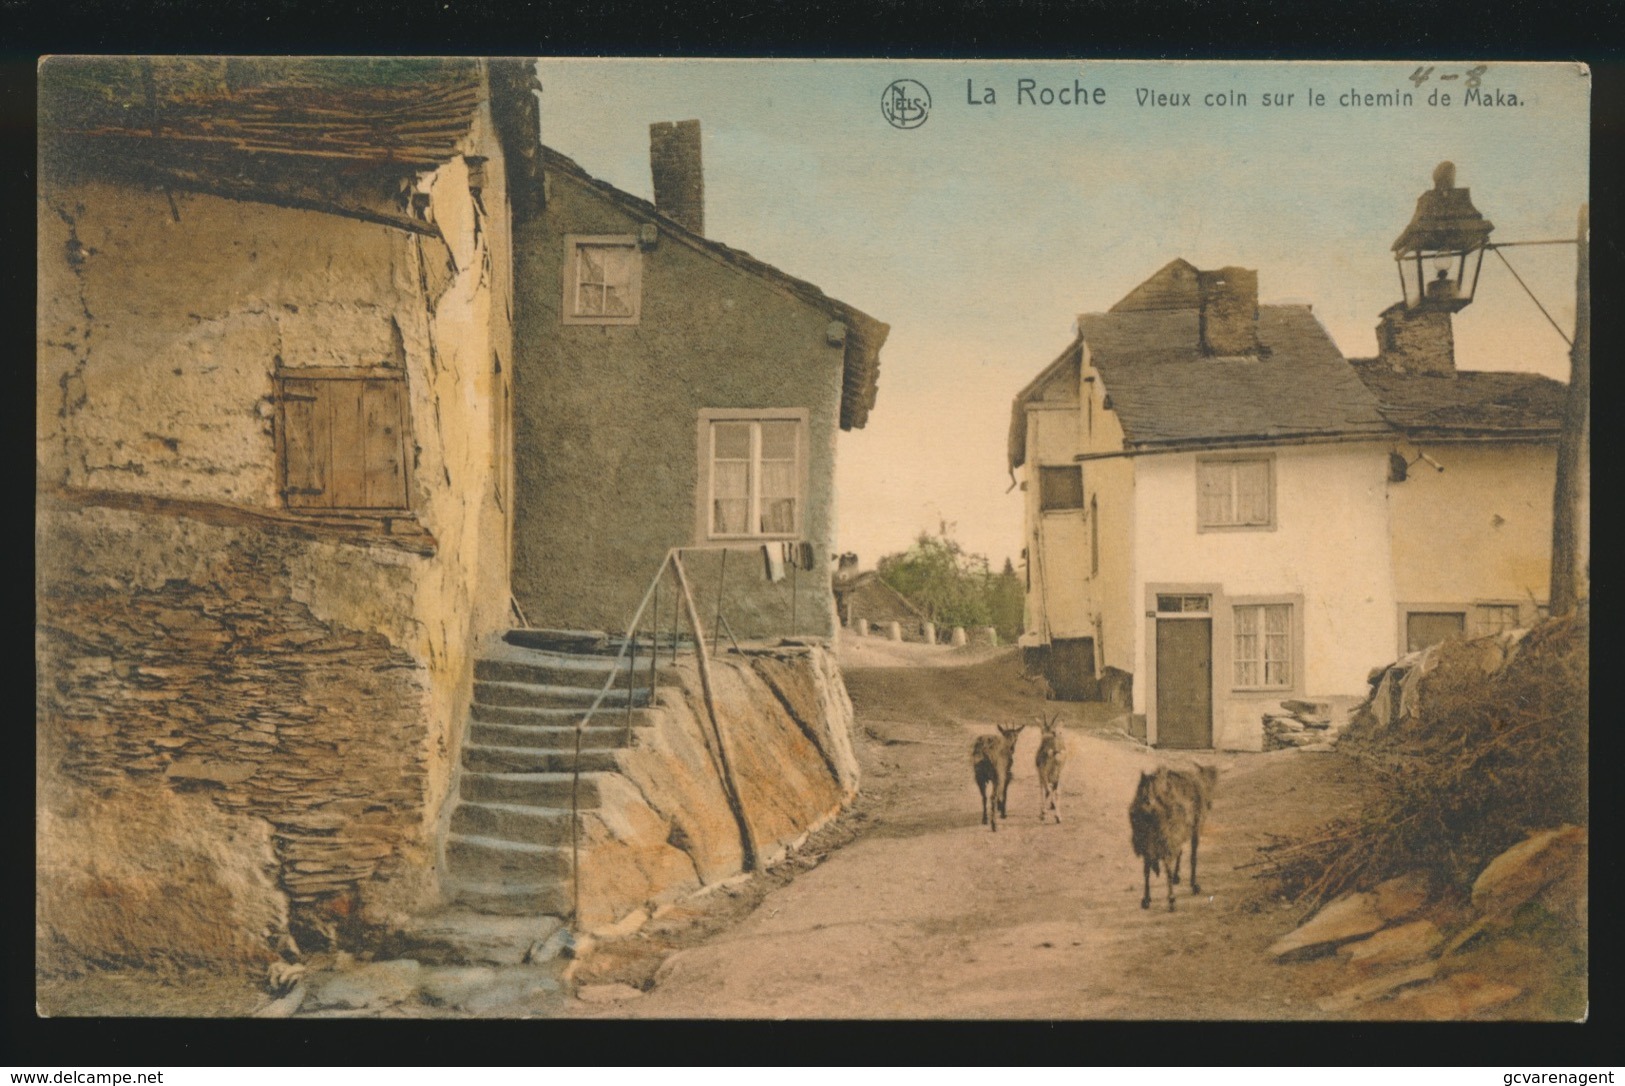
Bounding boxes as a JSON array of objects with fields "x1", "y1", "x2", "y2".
[
  {"x1": 649, "y1": 120, "x2": 704, "y2": 235},
  {"x1": 1197, "y1": 266, "x2": 1259, "y2": 355},
  {"x1": 1375, "y1": 302, "x2": 1456, "y2": 376}
]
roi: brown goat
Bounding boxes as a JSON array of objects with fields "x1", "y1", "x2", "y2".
[
  {"x1": 972, "y1": 721, "x2": 1026, "y2": 832},
  {"x1": 1129, "y1": 764, "x2": 1218, "y2": 911},
  {"x1": 1035, "y1": 713, "x2": 1069, "y2": 823}
]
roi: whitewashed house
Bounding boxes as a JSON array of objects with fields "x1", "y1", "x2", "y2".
[{"x1": 1010, "y1": 257, "x2": 1564, "y2": 750}]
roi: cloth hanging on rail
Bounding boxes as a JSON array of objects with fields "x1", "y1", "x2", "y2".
[{"x1": 762, "y1": 543, "x2": 786, "y2": 583}]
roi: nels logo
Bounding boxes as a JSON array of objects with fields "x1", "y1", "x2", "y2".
[{"x1": 881, "y1": 79, "x2": 931, "y2": 129}]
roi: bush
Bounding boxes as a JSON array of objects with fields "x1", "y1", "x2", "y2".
[{"x1": 876, "y1": 529, "x2": 1024, "y2": 643}]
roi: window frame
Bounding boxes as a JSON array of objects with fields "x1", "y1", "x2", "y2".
[
  {"x1": 1038, "y1": 464, "x2": 1085, "y2": 514},
  {"x1": 1397, "y1": 603, "x2": 1469, "y2": 656},
  {"x1": 1195, "y1": 453, "x2": 1277, "y2": 533},
  {"x1": 1230, "y1": 598, "x2": 1298, "y2": 692},
  {"x1": 274, "y1": 366, "x2": 412, "y2": 515},
  {"x1": 1471, "y1": 600, "x2": 1525, "y2": 637},
  {"x1": 695, "y1": 408, "x2": 810, "y2": 545},
  {"x1": 561, "y1": 234, "x2": 643, "y2": 326}
]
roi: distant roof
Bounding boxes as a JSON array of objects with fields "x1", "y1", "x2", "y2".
[
  {"x1": 540, "y1": 145, "x2": 889, "y2": 431},
  {"x1": 1349, "y1": 361, "x2": 1566, "y2": 437},
  {"x1": 1077, "y1": 304, "x2": 1392, "y2": 451}
]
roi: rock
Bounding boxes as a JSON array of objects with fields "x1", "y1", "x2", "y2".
[
  {"x1": 590, "y1": 907, "x2": 649, "y2": 940},
  {"x1": 398, "y1": 909, "x2": 563, "y2": 966},
  {"x1": 1472, "y1": 826, "x2": 1587, "y2": 921},
  {"x1": 1371, "y1": 872, "x2": 1433, "y2": 922},
  {"x1": 1382, "y1": 972, "x2": 1524, "y2": 1019},
  {"x1": 416, "y1": 965, "x2": 502, "y2": 1009},
  {"x1": 529, "y1": 926, "x2": 592, "y2": 964},
  {"x1": 460, "y1": 965, "x2": 567, "y2": 1017},
  {"x1": 1537, "y1": 859, "x2": 1588, "y2": 925},
  {"x1": 1270, "y1": 892, "x2": 1388, "y2": 960},
  {"x1": 252, "y1": 981, "x2": 306, "y2": 1018},
  {"x1": 576, "y1": 982, "x2": 644, "y2": 1004},
  {"x1": 304, "y1": 958, "x2": 421, "y2": 1011},
  {"x1": 1315, "y1": 961, "x2": 1439, "y2": 1013},
  {"x1": 1338, "y1": 920, "x2": 1443, "y2": 971}
]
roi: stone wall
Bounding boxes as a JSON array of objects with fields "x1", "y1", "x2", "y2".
[
  {"x1": 573, "y1": 645, "x2": 858, "y2": 929},
  {"x1": 36, "y1": 80, "x2": 515, "y2": 970}
]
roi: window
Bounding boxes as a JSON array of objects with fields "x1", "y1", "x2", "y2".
[
  {"x1": 1197, "y1": 455, "x2": 1274, "y2": 530},
  {"x1": 1233, "y1": 602, "x2": 1292, "y2": 688},
  {"x1": 1089, "y1": 495, "x2": 1099, "y2": 577},
  {"x1": 699, "y1": 411, "x2": 807, "y2": 541},
  {"x1": 1405, "y1": 610, "x2": 1465, "y2": 653},
  {"x1": 563, "y1": 235, "x2": 641, "y2": 324},
  {"x1": 276, "y1": 369, "x2": 410, "y2": 512},
  {"x1": 1472, "y1": 603, "x2": 1523, "y2": 637},
  {"x1": 1156, "y1": 594, "x2": 1211, "y2": 613},
  {"x1": 1039, "y1": 465, "x2": 1084, "y2": 512}
]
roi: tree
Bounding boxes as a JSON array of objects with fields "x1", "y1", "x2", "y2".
[{"x1": 876, "y1": 525, "x2": 1024, "y2": 642}]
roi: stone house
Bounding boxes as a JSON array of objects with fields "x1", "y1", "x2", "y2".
[
  {"x1": 510, "y1": 122, "x2": 888, "y2": 642},
  {"x1": 37, "y1": 60, "x2": 876, "y2": 970},
  {"x1": 1009, "y1": 258, "x2": 1564, "y2": 751}
]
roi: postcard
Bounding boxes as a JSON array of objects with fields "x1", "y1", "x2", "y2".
[{"x1": 35, "y1": 57, "x2": 1588, "y2": 1021}]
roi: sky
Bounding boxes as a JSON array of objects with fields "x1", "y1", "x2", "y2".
[{"x1": 534, "y1": 59, "x2": 1590, "y2": 570}]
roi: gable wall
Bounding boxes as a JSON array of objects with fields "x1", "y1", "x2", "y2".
[{"x1": 511, "y1": 170, "x2": 846, "y2": 641}]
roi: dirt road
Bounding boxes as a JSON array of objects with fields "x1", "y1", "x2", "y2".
[{"x1": 570, "y1": 645, "x2": 1373, "y2": 1019}]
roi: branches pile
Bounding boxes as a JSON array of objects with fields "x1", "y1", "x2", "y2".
[{"x1": 1256, "y1": 613, "x2": 1587, "y2": 910}]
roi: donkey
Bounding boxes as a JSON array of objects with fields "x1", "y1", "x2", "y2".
[
  {"x1": 1035, "y1": 712, "x2": 1069, "y2": 823},
  {"x1": 1129, "y1": 764, "x2": 1218, "y2": 911},
  {"x1": 972, "y1": 721, "x2": 1027, "y2": 832}
]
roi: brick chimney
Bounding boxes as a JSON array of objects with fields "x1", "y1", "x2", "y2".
[
  {"x1": 1375, "y1": 302, "x2": 1456, "y2": 376},
  {"x1": 649, "y1": 119, "x2": 704, "y2": 235},
  {"x1": 1197, "y1": 266, "x2": 1259, "y2": 355}
]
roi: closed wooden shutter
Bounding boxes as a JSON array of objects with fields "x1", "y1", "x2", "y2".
[{"x1": 278, "y1": 372, "x2": 409, "y2": 512}]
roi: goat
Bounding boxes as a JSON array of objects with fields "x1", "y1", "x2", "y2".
[
  {"x1": 1129, "y1": 764, "x2": 1218, "y2": 911},
  {"x1": 1035, "y1": 712, "x2": 1069, "y2": 823},
  {"x1": 972, "y1": 721, "x2": 1026, "y2": 832}
]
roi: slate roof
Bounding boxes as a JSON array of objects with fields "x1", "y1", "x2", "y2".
[
  {"x1": 1348, "y1": 361, "x2": 1566, "y2": 437},
  {"x1": 1078, "y1": 305, "x2": 1392, "y2": 450},
  {"x1": 541, "y1": 145, "x2": 889, "y2": 431},
  {"x1": 41, "y1": 57, "x2": 484, "y2": 173}
]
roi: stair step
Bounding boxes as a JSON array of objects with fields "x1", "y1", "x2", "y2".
[
  {"x1": 476, "y1": 652, "x2": 678, "y2": 691},
  {"x1": 460, "y1": 771, "x2": 606, "y2": 808},
  {"x1": 469, "y1": 720, "x2": 636, "y2": 750},
  {"x1": 504, "y1": 628, "x2": 697, "y2": 657},
  {"x1": 471, "y1": 704, "x2": 660, "y2": 729},
  {"x1": 448, "y1": 877, "x2": 572, "y2": 917},
  {"x1": 463, "y1": 744, "x2": 620, "y2": 774},
  {"x1": 390, "y1": 908, "x2": 564, "y2": 966},
  {"x1": 452, "y1": 802, "x2": 573, "y2": 844},
  {"x1": 473, "y1": 679, "x2": 654, "y2": 710},
  {"x1": 446, "y1": 834, "x2": 573, "y2": 880}
]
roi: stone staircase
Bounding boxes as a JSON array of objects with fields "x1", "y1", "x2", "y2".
[{"x1": 441, "y1": 629, "x2": 682, "y2": 922}]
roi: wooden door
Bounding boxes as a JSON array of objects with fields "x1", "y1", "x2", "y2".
[{"x1": 1156, "y1": 618, "x2": 1212, "y2": 749}]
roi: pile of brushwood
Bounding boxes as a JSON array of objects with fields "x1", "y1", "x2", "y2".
[{"x1": 1257, "y1": 612, "x2": 1587, "y2": 910}]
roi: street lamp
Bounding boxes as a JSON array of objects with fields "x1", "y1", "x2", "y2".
[{"x1": 1392, "y1": 161, "x2": 1494, "y2": 313}]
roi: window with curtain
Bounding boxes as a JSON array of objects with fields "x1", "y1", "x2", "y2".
[
  {"x1": 704, "y1": 414, "x2": 805, "y2": 540},
  {"x1": 1197, "y1": 455, "x2": 1274, "y2": 530},
  {"x1": 1233, "y1": 602, "x2": 1292, "y2": 688}
]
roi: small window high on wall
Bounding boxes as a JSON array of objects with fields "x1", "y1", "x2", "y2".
[
  {"x1": 276, "y1": 369, "x2": 410, "y2": 512},
  {"x1": 563, "y1": 235, "x2": 642, "y2": 325},
  {"x1": 1039, "y1": 465, "x2": 1084, "y2": 512},
  {"x1": 1197, "y1": 455, "x2": 1274, "y2": 530},
  {"x1": 698, "y1": 409, "x2": 807, "y2": 541}
]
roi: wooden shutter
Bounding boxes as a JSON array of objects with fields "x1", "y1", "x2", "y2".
[{"x1": 279, "y1": 371, "x2": 409, "y2": 512}]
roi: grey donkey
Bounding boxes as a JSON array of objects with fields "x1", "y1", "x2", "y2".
[
  {"x1": 972, "y1": 721, "x2": 1027, "y2": 832},
  {"x1": 1129, "y1": 764, "x2": 1218, "y2": 911},
  {"x1": 1035, "y1": 712, "x2": 1069, "y2": 823}
]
